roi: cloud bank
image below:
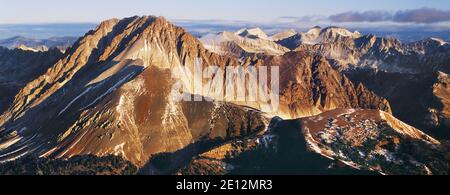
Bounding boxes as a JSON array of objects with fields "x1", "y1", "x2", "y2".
[
  {"x1": 329, "y1": 11, "x2": 392, "y2": 22},
  {"x1": 329, "y1": 8, "x2": 450, "y2": 23}
]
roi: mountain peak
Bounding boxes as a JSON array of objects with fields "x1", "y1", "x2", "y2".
[
  {"x1": 305, "y1": 26, "x2": 321, "y2": 36},
  {"x1": 95, "y1": 18, "x2": 120, "y2": 31},
  {"x1": 429, "y1": 37, "x2": 448, "y2": 46},
  {"x1": 0, "y1": 15, "x2": 236, "y2": 166},
  {"x1": 270, "y1": 29, "x2": 297, "y2": 41},
  {"x1": 321, "y1": 26, "x2": 361, "y2": 38},
  {"x1": 236, "y1": 27, "x2": 269, "y2": 40}
]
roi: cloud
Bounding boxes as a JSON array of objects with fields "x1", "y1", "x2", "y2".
[
  {"x1": 393, "y1": 8, "x2": 450, "y2": 23},
  {"x1": 275, "y1": 15, "x2": 326, "y2": 25},
  {"x1": 329, "y1": 11, "x2": 392, "y2": 22},
  {"x1": 329, "y1": 8, "x2": 450, "y2": 24}
]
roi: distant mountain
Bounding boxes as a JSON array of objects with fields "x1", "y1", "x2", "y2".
[
  {"x1": 0, "y1": 23, "x2": 96, "y2": 40},
  {"x1": 202, "y1": 26, "x2": 449, "y2": 74},
  {"x1": 200, "y1": 28, "x2": 290, "y2": 56},
  {"x1": 275, "y1": 27, "x2": 449, "y2": 136},
  {"x1": 236, "y1": 27, "x2": 270, "y2": 40},
  {"x1": 0, "y1": 36, "x2": 78, "y2": 52},
  {"x1": 201, "y1": 26, "x2": 450, "y2": 139},
  {"x1": 277, "y1": 26, "x2": 361, "y2": 48},
  {"x1": 270, "y1": 29, "x2": 297, "y2": 41},
  {"x1": 290, "y1": 31, "x2": 449, "y2": 74}
]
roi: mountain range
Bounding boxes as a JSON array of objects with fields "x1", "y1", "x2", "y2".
[
  {"x1": 200, "y1": 26, "x2": 450, "y2": 139},
  {"x1": 0, "y1": 16, "x2": 448, "y2": 175},
  {"x1": 0, "y1": 36, "x2": 78, "y2": 52}
]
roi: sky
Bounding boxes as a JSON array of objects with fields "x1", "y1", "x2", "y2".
[
  {"x1": 0, "y1": 0, "x2": 449, "y2": 41},
  {"x1": 1, "y1": 0, "x2": 449, "y2": 23}
]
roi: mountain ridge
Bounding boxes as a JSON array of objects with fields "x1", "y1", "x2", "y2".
[{"x1": 0, "y1": 36, "x2": 78, "y2": 52}]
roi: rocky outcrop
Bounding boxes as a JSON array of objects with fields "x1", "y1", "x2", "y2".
[
  {"x1": 259, "y1": 51, "x2": 391, "y2": 118},
  {"x1": 272, "y1": 26, "x2": 450, "y2": 139},
  {"x1": 270, "y1": 29, "x2": 297, "y2": 41},
  {"x1": 177, "y1": 108, "x2": 448, "y2": 175},
  {"x1": 431, "y1": 72, "x2": 450, "y2": 130},
  {"x1": 0, "y1": 16, "x2": 258, "y2": 166},
  {"x1": 0, "y1": 46, "x2": 62, "y2": 113},
  {"x1": 346, "y1": 71, "x2": 450, "y2": 139},
  {"x1": 298, "y1": 108, "x2": 448, "y2": 175},
  {"x1": 275, "y1": 27, "x2": 449, "y2": 74},
  {"x1": 200, "y1": 29, "x2": 290, "y2": 57}
]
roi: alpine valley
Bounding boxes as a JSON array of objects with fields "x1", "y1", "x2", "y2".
[{"x1": 0, "y1": 16, "x2": 448, "y2": 175}]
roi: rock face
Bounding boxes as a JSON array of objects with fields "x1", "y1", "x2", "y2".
[
  {"x1": 277, "y1": 26, "x2": 361, "y2": 48},
  {"x1": 0, "y1": 47, "x2": 62, "y2": 113},
  {"x1": 200, "y1": 28, "x2": 290, "y2": 57},
  {"x1": 200, "y1": 27, "x2": 449, "y2": 136},
  {"x1": 299, "y1": 109, "x2": 448, "y2": 175},
  {"x1": 432, "y1": 72, "x2": 450, "y2": 130},
  {"x1": 270, "y1": 29, "x2": 297, "y2": 41},
  {"x1": 260, "y1": 26, "x2": 449, "y2": 138},
  {"x1": 0, "y1": 16, "x2": 267, "y2": 166},
  {"x1": 274, "y1": 26, "x2": 449, "y2": 74},
  {"x1": 347, "y1": 71, "x2": 450, "y2": 139},
  {"x1": 257, "y1": 51, "x2": 391, "y2": 118},
  {"x1": 176, "y1": 109, "x2": 448, "y2": 175},
  {"x1": 201, "y1": 26, "x2": 449, "y2": 74}
]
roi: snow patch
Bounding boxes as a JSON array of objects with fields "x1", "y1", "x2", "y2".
[
  {"x1": 113, "y1": 142, "x2": 126, "y2": 157},
  {"x1": 430, "y1": 37, "x2": 447, "y2": 46},
  {"x1": 58, "y1": 86, "x2": 93, "y2": 116},
  {"x1": 80, "y1": 73, "x2": 136, "y2": 111}
]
